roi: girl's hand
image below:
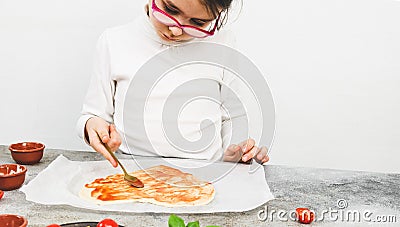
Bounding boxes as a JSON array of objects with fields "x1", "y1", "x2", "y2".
[
  {"x1": 85, "y1": 117, "x2": 122, "y2": 167},
  {"x1": 223, "y1": 138, "x2": 269, "y2": 164}
]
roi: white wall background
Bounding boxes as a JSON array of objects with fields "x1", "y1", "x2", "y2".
[{"x1": 1, "y1": 0, "x2": 399, "y2": 173}]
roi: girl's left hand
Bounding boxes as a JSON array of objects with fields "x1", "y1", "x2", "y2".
[{"x1": 223, "y1": 138, "x2": 270, "y2": 164}]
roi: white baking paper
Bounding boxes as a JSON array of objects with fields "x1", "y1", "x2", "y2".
[{"x1": 20, "y1": 155, "x2": 273, "y2": 213}]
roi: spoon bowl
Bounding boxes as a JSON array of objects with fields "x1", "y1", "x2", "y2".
[{"x1": 103, "y1": 143, "x2": 144, "y2": 188}]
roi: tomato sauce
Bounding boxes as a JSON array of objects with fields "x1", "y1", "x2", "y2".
[{"x1": 85, "y1": 165, "x2": 214, "y2": 204}]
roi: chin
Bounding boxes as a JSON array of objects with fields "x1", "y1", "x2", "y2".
[
  {"x1": 159, "y1": 33, "x2": 185, "y2": 42},
  {"x1": 161, "y1": 34, "x2": 178, "y2": 42}
]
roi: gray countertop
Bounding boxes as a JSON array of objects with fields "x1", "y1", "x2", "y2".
[{"x1": 1, "y1": 145, "x2": 399, "y2": 226}]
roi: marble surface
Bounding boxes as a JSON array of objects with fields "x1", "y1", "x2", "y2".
[{"x1": 1, "y1": 145, "x2": 399, "y2": 226}]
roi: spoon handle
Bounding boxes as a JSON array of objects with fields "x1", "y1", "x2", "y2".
[{"x1": 103, "y1": 143, "x2": 129, "y2": 175}]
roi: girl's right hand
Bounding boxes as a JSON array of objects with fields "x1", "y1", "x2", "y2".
[{"x1": 85, "y1": 117, "x2": 121, "y2": 167}]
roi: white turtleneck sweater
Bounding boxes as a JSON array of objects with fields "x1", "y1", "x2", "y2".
[{"x1": 76, "y1": 9, "x2": 257, "y2": 160}]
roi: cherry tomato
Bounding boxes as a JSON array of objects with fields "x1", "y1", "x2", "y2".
[
  {"x1": 46, "y1": 225, "x2": 61, "y2": 227},
  {"x1": 97, "y1": 218, "x2": 118, "y2": 227},
  {"x1": 296, "y1": 208, "x2": 315, "y2": 224},
  {"x1": 0, "y1": 190, "x2": 3, "y2": 200}
]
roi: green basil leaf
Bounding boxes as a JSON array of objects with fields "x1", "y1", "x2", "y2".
[
  {"x1": 168, "y1": 214, "x2": 185, "y2": 227},
  {"x1": 186, "y1": 221, "x2": 200, "y2": 227}
]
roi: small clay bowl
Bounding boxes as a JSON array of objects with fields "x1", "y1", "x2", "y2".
[
  {"x1": 0, "y1": 214, "x2": 28, "y2": 227},
  {"x1": 9, "y1": 142, "x2": 45, "y2": 165},
  {"x1": 0, "y1": 164, "x2": 27, "y2": 191}
]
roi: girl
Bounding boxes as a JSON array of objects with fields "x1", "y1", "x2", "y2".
[{"x1": 77, "y1": 0, "x2": 269, "y2": 167}]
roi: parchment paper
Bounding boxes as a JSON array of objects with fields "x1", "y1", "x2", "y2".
[{"x1": 20, "y1": 155, "x2": 273, "y2": 213}]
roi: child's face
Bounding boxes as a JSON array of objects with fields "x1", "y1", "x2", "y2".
[{"x1": 148, "y1": 0, "x2": 217, "y2": 42}]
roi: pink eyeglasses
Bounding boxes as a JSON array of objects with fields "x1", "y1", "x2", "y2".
[{"x1": 151, "y1": 0, "x2": 221, "y2": 38}]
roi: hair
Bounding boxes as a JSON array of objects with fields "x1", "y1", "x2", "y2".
[{"x1": 200, "y1": 0, "x2": 242, "y2": 29}]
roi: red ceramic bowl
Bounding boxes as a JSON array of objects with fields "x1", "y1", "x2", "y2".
[
  {"x1": 9, "y1": 142, "x2": 45, "y2": 165},
  {"x1": 0, "y1": 164, "x2": 27, "y2": 191},
  {"x1": 0, "y1": 214, "x2": 28, "y2": 227}
]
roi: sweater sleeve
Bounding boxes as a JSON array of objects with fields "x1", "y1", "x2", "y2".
[
  {"x1": 76, "y1": 30, "x2": 116, "y2": 144},
  {"x1": 220, "y1": 70, "x2": 249, "y2": 152},
  {"x1": 219, "y1": 31, "x2": 245, "y2": 152},
  {"x1": 219, "y1": 32, "x2": 262, "y2": 152}
]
